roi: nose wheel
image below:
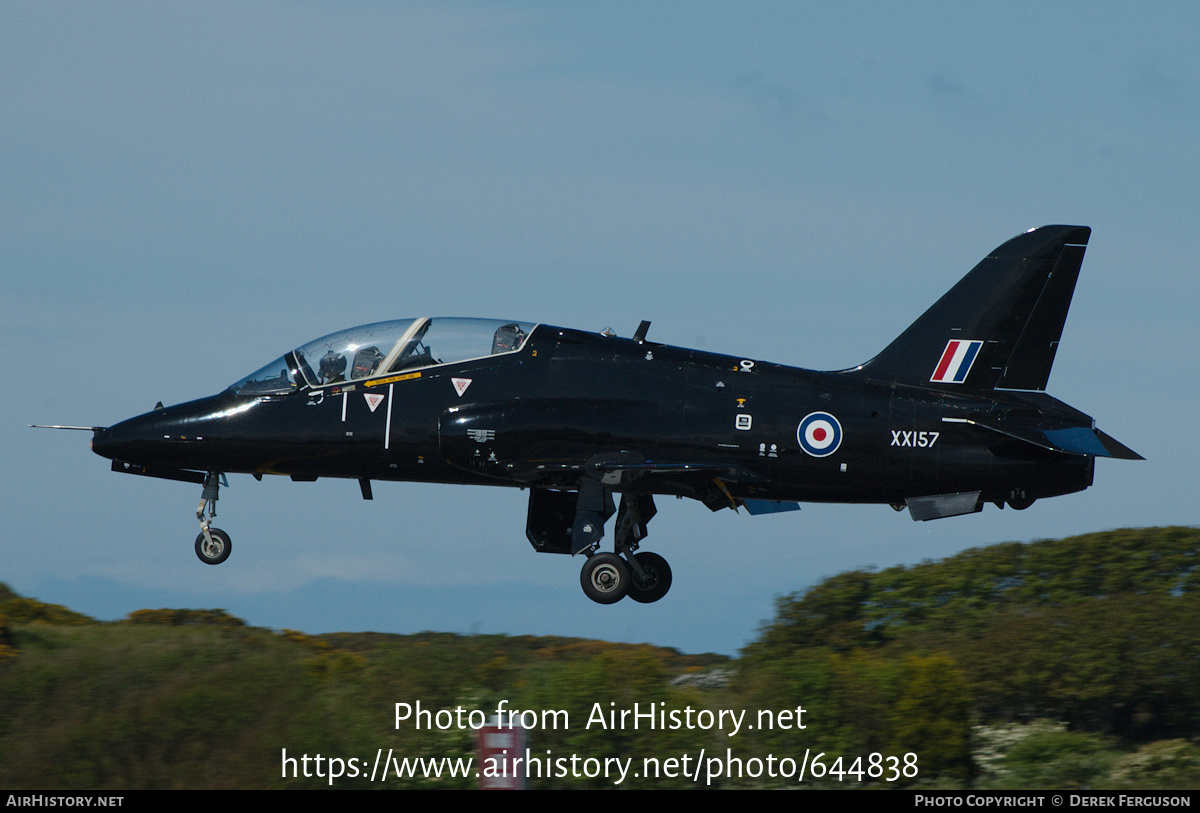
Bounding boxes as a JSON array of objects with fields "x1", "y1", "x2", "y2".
[{"x1": 195, "y1": 528, "x2": 232, "y2": 565}]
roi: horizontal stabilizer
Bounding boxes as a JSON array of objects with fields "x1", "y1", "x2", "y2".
[
  {"x1": 943, "y1": 416, "x2": 1143, "y2": 460},
  {"x1": 1091, "y1": 429, "x2": 1143, "y2": 460}
]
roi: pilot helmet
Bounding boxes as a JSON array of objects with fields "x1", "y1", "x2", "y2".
[
  {"x1": 492, "y1": 323, "x2": 525, "y2": 354},
  {"x1": 319, "y1": 351, "x2": 347, "y2": 383}
]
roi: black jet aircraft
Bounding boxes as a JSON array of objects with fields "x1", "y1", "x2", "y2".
[{"x1": 42, "y1": 225, "x2": 1140, "y2": 604}]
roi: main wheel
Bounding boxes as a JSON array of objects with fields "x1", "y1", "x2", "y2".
[
  {"x1": 580, "y1": 552, "x2": 630, "y2": 604},
  {"x1": 195, "y1": 528, "x2": 232, "y2": 565},
  {"x1": 627, "y1": 551, "x2": 672, "y2": 604}
]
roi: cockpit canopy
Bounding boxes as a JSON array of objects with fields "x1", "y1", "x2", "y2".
[{"x1": 230, "y1": 317, "x2": 535, "y2": 395}]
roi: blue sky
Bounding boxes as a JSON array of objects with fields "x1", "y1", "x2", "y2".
[{"x1": 3, "y1": 2, "x2": 1197, "y2": 655}]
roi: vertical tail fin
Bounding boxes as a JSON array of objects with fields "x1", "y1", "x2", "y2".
[{"x1": 855, "y1": 225, "x2": 1091, "y2": 392}]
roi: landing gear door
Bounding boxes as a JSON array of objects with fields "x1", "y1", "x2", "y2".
[{"x1": 526, "y1": 488, "x2": 577, "y2": 554}]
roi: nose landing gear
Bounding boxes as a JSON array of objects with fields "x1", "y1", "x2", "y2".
[{"x1": 194, "y1": 471, "x2": 232, "y2": 565}]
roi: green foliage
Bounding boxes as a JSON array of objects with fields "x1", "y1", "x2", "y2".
[
  {"x1": 935, "y1": 592, "x2": 1200, "y2": 739},
  {"x1": 123, "y1": 608, "x2": 245, "y2": 627},
  {"x1": 307, "y1": 649, "x2": 366, "y2": 686},
  {"x1": 997, "y1": 728, "x2": 1114, "y2": 789},
  {"x1": 745, "y1": 527, "x2": 1200, "y2": 743},
  {"x1": 0, "y1": 622, "x2": 303, "y2": 788},
  {"x1": 1110, "y1": 739, "x2": 1200, "y2": 790},
  {"x1": 973, "y1": 721, "x2": 1129, "y2": 789},
  {"x1": 889, "y1": 654, "x2": 971, "y2": 779},
  {"x1": 737, "y1": 648, "x2": 971, "y2": 784},
  {"x1": 756, "y1": 527, "x2": 1200, "y2": 651},
  {"x1": 758, "y1": 569, "x2": 882, "y2": 652},
  {"x1": 2, "y1": 596, "x2": 95, "y2": 626},
  {"x1": 0, "y1": 613, "x2": 15, "y2": 666}
]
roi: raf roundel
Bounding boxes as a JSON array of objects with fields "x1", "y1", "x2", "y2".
[{"x1": 797, "y1": 411, "x2": 843, "y2": 457}]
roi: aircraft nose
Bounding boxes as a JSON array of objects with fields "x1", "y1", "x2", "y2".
[
  {"x1": 88, "y1": 391, "x2": 247, "y2": 469},
  {"x1": 89, "y1": 414, "x2": 161, "y2": 462}
]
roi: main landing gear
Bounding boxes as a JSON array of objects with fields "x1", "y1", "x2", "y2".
[
  {"x1": 576, "y1": 490, "x2": 673, "y2": 605},
  {"x1": 525, "y1": 481, "x2": 676, "y2": 605},
  {"x1": 194, "y1": 471, "x2": 232, "y2": 565}
]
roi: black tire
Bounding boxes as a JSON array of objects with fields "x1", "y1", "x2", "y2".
[
  {"x1": 580, "y1": 552, "x2": 630, "y2": 604},
  {"x1": 195, "y1": 528, "x2": 232, "y2": 565},
  {"x1": 627, "y1": 551, "x2": 672, "y2": 603}
]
